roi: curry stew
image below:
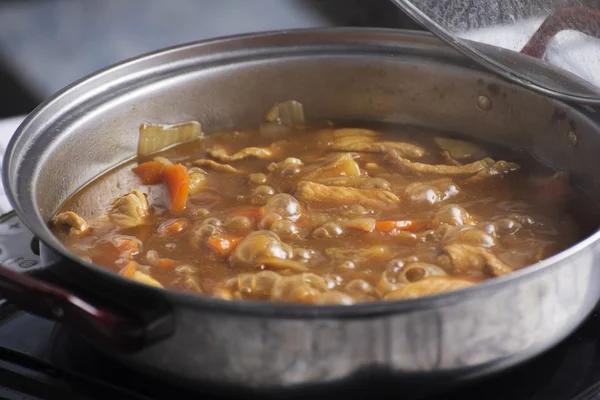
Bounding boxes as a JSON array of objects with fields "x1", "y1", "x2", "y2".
[{"x1": 50, "y1": 110, "x2": 592, "y2": 304}]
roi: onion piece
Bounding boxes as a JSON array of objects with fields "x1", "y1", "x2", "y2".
[
  {"x1": 131, "y1": 271, "x2": 163, "y2": 288},
  {"x1": 259, "y1": 122, "x2": 292, "y2": 139},
  {"x1": 188, "y1": 167, "x2": 208, "y2": 196},
  {"x1": 434, "y1": 137, "x2": 485, "y2": 160},
  {"x1": 264, "y1": 100, "x2": 305, "y2": 127},
  {"x1": 138, "y1": 121, "x2": 202, "y2": 157},
  {"x1": 343, "y1": 218, "x2": 376, "y2": 232}
]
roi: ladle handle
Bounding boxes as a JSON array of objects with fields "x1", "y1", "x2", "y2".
[
  {"x1": 0, "y1": 261, "x2": 173, "y2": 352},
  {"x1": 521, "y1": 6, "x2": 600, "y2": 59}
]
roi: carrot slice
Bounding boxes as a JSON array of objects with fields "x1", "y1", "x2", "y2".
[
  {"x1": 374, "y1": 220, "x2": 427, "y2": 233},
  {"x1": 113, "y1": 236, "x2": 142, "y2": 258},
  {"x1": 91, "y1": 236, "x2": 141, "y2": 265},
  {"x1": 118, "y1": 261, "x2": 138, "y2": 278},
  {"x1": 229, "y1": 206, "x2": 265, "y2": 221},
  {"x1": 158, "y1": 218, "x2": 188, "y2": 236},
  {"x1": 164, "y1": 164, "x2": 189, "y2": 214},
  {"x1": 206, "y1": 234, "x2": 243, "y2": 257},
  {"x1": 132, "y1": 161, "x2": 165, "y2": 185},
  {"x1": 157, "y1": 258, "x2": 179, "y2": 269}
]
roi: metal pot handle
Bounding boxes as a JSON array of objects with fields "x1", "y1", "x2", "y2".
[
  {"x1": 0, "y1": 259, "x2": 174, "y2": 353},
  {"x1": 521, "y1": 6, "x2": 600, "y2": 59}
]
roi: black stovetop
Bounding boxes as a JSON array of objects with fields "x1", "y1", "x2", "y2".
[{"x1": 1, "y1": 300, "x2": 600, "y2": 400}]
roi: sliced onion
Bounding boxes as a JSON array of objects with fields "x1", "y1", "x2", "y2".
[
  {"x1": 188, "y1": 167, "x2": 208, "y2": 196},
  {"x1": 259, "y1": 122, "x2": 292, "y2": 139},
  {"x1": 138, "y1": 121, "x2": 202, "y2": 157},
  {"x1": 434, "y1": 137, "x2": 485, "y2": 160},
  {"x1": 131, "y1": 271, "x2": 163, "y2": 288},
  {"x1": 264, "y1": 100, "x2": 305, "y2": 127},
  {"x1": 343, "y1": 218, "x2": 376, "y2": 232},
  {"x1": 153, "y1": 156, "x2": 173, "y2": 166}
]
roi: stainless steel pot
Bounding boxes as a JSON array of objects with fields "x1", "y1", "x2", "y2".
[{"x1": 2, "y1": 28, "x2": 600, "y2": 395}]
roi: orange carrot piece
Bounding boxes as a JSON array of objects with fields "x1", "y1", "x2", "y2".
[
  {"x1": 158, "y1": 218, "x2": 188, "y2": 236},
  {"x1": 206, "y1": 234, "x2": 243, "y2": 257},
  {"x1": 157, "y1": 258, "x2": 178, "y2": 269},
  {"x1": 374, "y1": 220, "x2": 427, "y2": 233},
  {"x1": 229, "y1": 206, "x2": 265, "y2": 221},
  {"x1": 91, "y1": 236, "x2": 141, "y2": 265},
  {"x1": 164, "y1": 164, "x2": 189, "y2": 214},
  {"x1": 132, "y1": 161, "x2": 165, "y2": 185},
  {"x1": 118, "y1": 261, "x2": 138, "y2": 278}
]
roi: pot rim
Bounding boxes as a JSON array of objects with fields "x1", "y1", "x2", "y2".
[{"x1": 4, "y1": 27, "x2": 599, "y2": 318}]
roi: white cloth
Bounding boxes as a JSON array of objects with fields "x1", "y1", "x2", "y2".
[{"x1": 459, "y1": 17, "x2": 600, "y2": 91}]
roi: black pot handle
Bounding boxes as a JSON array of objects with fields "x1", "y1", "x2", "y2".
[{"x1": 0, "y1": 260, "x2": 174, "y2": 353}]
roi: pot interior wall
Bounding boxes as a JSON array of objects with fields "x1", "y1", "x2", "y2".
[{"x1": 6, "y1": 30, "x2": 600, "y2": 244}]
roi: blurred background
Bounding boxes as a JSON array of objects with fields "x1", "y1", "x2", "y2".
[{"x1": 0, "y1": 0, "x2": 423, "y2": 119}]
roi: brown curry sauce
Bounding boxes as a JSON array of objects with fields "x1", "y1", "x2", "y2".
[{"x1": 49, "y1": 123, "x2": 595, "y2": 304}]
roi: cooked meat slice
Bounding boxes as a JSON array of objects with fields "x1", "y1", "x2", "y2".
[
  {"x1": 386, "y1": 150, "x2": 494, "y2": 176},
  {"x1": 332, "y1": 128, "x2": 380, "y2": 138},
  {"x1": 193, "y1": 159, "x2": 244, "y2": 174},
  {"x1": 109, "y1": 189, "x2": 150, "y2": 228},
  {"x1": 330, "y1": 135, "x2": 376, "y2": 152},
  {"x1": 384, "y1": 277, "x2": 474, "y2": 300},
  {"x1": 295, "y1": 181, "x2": 400, "y2": 209},
  {"x1": 325, "y1": 245, "x2": 390, "y2": 264},
  {"x1": 464, "y1": 160, "x2": 521, "y2": 184},
  {"x1": 444, "y1": 244, "x2": 513, "y2": 277},
  {"x1": 208, "y1": 146, "x2": 273, "y2": 162},
  {"x1": 331, "y1": 135, "x2": 425, "y2": 159},
  {"x1": 52, "y1": 211, "x2": 90, "y2": 236},
  {"x1": 440, "y1": 150, "x2": 462, "y2": 166},
  {"x1": 303, "y1": 153, "x2": 361, "y2": 180},
  {"x1": 314, "y1": 176, "x2": 391, "y2": 190},
  {"x1": 404, "y1": 178, "x2": 460, "y2": 207},
  {"x1": 381, "y1": 142, "x2": 425, "y2": 158}
]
